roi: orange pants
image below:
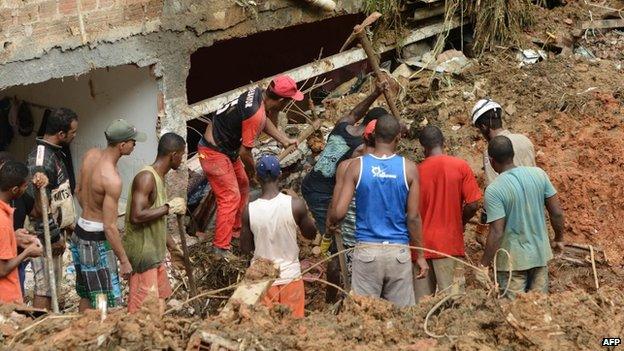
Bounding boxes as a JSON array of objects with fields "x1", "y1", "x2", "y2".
[
  {"x1": 262, "y1": 279, "x2": 305, "y2": 318},
  {"x1": 127, "y1": 264, "x2": 172, "y2": 313}
]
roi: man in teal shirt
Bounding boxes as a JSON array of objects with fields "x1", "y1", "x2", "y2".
[{"x1": 480, "y1": 136, "x2": 565, "y2": 298}]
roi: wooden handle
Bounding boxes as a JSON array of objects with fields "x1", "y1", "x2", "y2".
[
  {"x1": 332, "y1": 230, "x2": 351, "y2": 291},
  {"x1": 176, "y1": 215, "x2": 197, "y2": 296},
  {"x1": 38, "y1": 188, "x2": 59, "y2": 313},
  {"x1": 278, "y1": 119, "x2": 322, "y2": 161},
  {"x1": 357, "y1": 31, "x2": 401, "y2": 118}
]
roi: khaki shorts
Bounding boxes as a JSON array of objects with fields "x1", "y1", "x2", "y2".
[
  {"x1": 31, "y1": 254, "x2": 63, "y2": 298},
  {"x1": 351, "y1": 243, "x2": 415, "y2": 307}
]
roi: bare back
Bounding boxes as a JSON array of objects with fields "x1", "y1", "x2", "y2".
[{"x1": 77, "y1": 148, "x2": 122, "y2": 222}]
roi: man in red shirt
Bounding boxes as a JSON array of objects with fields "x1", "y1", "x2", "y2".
[
  {"x1": 0, "y1": 160, "x2": 43, "y2": 304},
  {"x1": 199, "y1": 75, "x2": 301, "y2": 255},
  {"x1": 414, "y1": 126, "x2": 481, "y2": 301}
]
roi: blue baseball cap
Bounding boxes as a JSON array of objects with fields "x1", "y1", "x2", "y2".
[{"x1": 256, "y1": 154, "x2": 281, "y2": 180}]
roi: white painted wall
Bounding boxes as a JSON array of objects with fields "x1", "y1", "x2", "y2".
[{"x1": 1, "y1": 65, "x2": 159, "y2": 209}]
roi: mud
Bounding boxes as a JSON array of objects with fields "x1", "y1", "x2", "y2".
[
  {"x1": 4, "y1": 2, "x2": 624, "y2": 350},
  {"x1": 197, "y1": 286, "x2": 624, "y2": 350}
]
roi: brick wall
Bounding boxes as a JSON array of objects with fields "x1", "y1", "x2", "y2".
[{"x1": 0, "y1": 0, "x2": 162, "y2": 60}]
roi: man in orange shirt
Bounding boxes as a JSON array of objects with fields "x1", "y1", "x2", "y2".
[
  {"x1": 414, "y1": 126, "x2": 481, "y2": 301},
  {"x1": 0, "y1": 160, "x2": 43, "y2": 304}
]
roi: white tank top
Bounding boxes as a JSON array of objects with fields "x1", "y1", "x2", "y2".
[{"x1": 248, "y1": 193, "x2": 301, "y2": 285}]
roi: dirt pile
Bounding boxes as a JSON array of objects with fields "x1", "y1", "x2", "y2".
[
  {"x1": 402, "y1": 46, "x2": 624, "y2": 263},
  {"x1": 194, "y1": 286, "x2": 624, "y2": 350},
  {"x1": 5, "y1": 297, "x2": 201, "y2": 350}
]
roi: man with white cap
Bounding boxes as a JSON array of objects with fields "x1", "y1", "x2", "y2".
[{"x1": 470, "y1": 99, "x2": 536, "y2": 186}]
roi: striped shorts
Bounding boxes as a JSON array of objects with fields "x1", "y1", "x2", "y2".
[{"x1": 70, "y1": 225, "x2": 122, "y2": 308}]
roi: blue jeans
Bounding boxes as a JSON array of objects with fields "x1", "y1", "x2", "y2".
[{"x1": 301, "y1": 187, "x2": 332, "y2": 235}]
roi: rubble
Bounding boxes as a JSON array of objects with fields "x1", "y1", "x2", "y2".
[{"x1": 3, "y1": 1, "x2": 624, "y2": 349}]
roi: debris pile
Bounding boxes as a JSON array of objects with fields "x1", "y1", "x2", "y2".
[
  {"x1": 3, "y1": 1, "x2": 624, "y2": 349},
  {"x1": 194, "y1": 286, "x2": 624, "y2": 350}
]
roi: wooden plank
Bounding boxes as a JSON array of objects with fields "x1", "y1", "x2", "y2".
[
  {"x1": 581, "y1": 18, "x2": 624, "y2": 30},
  {"x1": 414, "y1": 5, "x2": 445, "y2": 21},
  {"x1": 187, "y1": 18, "x2": 464, "y2": 119},
  {"x1": 219, "y1": 279, "x2": 274, "y2": 317}
]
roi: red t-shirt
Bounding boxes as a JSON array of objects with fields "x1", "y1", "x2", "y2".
[
  {"x1": 417, "y1": 155, "x2": 482, "y2": 259},
  {"x1": 0, "y1": 200, "x2": 22, "y2": 304}
]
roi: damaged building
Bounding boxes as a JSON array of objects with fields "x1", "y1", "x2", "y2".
[{"x1": 0, "y1": 0, "x2": 458, "y2": 200}]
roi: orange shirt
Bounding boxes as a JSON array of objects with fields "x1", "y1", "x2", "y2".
[
  {"x1": 0, "y1": 199, "x2": 22, "y2": 304},
  {"x1": 417, "y1": 155, "x2": 482, "y2": 259}
]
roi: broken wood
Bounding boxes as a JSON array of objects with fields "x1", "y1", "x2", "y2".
[
  {"x1": 341, "y1": 12, "x2": 401, "y2": 119},
  {"x1": 188, "y1": 19, "x2": 464, "y2": 118},
  {"x1": 38, "y1": 188, "x2": 59, "y2": 314},
  {"x1": 581, "y1": 19, "x2": 624, "y2": 30},
  {"x1": 13, "y1": 305, "x2": 48, "y2": 319},
  {"x1": 219, "y1": 279, "x2": 274, "y2": 318},
  {"x1": 177, "y1": 215, "x2": 197, "y2": 297},
  {"x1": 413, "y1": 4, "x2": 445, "y2": 21},
  {"x1": 333, "y1": 230, "x2": 351, "y2": 292},
  {"x1": 278, "y1": 118, "x2": 322, "y2": 161},
  {"x1": 198, "y1": 331, "x2": 239, "y2": 351}
]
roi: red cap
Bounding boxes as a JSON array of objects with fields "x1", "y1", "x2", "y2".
[
  {"x1": 364, "y1": 120, "x2": 377, "y2": 141},
  {"x1": 270, "y1": 75, "x2": 304, "y2": 101}
]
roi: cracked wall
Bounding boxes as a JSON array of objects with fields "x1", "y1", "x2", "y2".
[{"x1": 0, "y1": 0, "x2": 363, "y2": 198}]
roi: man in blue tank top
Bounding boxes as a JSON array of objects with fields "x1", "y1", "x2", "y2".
[{"x1": 328, "y1": 114, "x2": 428, "y2": 307}]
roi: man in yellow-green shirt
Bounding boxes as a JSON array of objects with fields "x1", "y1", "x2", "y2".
[{"x1": 123, "y1": 132, "x2": 186, "y2": 313}]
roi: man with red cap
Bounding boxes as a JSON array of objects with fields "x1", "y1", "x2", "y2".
[{"x1": 199, "y1": 75, "x2": 301, "y2": 255}]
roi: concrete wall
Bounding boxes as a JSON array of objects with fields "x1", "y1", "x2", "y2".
[
  {"x1": 0, "y1": 0, "x2": 364, "y2": 204},
  {"x1": 1, "y1": 64, "x2": 159, "y2": 206}
]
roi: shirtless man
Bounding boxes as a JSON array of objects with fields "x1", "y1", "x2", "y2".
[{"x1": 72, "y1": 119, "x2": 146, "y2": 311}]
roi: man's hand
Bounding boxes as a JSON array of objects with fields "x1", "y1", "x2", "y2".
[
  {"x1": 15, "y1": 229, "x2": 37, "y2": 249},
  {"x1": 32, "y1": 172, "x2": 49, "y2": 189},
  {"x1": 414, "y1": 255, "x2": 429, "y2": 279},
  {"x1": 119, "y1": 260, "x2": 132, "y2": 280},
  {"x1": 282, "y1": 188, "x2": 298, "y2": 198},
  {"x1": 51, "y1": 236, "x2": 66, "y2": 257},
  {"x1": 475, "y1": 265, "x2": 492, "y2": 288},
  {"x1": 551, "y1": 241, "x2": 565, "y2": 254},
  {"x1": 166, "y1": 197, "x2": 187, "y2": 215},
  {"x1": 25, "y1": 241, "x2": 43, "y2": 258},
  {"x1": 282, "y1": 138, "x2": 298, "y2": 148},
  {"x1": 375, "y1": 72, "x2": 399, "y2": 96}
]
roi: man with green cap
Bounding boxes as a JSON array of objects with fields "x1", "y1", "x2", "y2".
[{"x1": 71, "y1": 119, "x2": 146, "y2": 311}]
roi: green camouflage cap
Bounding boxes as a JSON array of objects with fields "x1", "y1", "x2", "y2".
[{"x1": 105, "y1": 119, "x2": 147, "y2": 143}]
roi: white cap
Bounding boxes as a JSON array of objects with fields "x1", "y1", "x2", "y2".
[{"x1": 470, "y1": 99, "x2": 502, "y2": 125}]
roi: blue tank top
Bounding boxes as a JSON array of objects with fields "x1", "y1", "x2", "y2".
[{"x1": 355, "y1": 154, "x2": 409, "y2": 244}]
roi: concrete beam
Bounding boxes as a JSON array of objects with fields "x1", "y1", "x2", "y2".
[
  {"x1": 188, "y1": 17, "x2": 463, "y2": 119},
  {"x1": 413, "y1": 4, "x2": 445, "y2": 21}
]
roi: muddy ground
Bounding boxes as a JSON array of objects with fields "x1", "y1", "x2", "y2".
[{"x1": 2, "y1": 1, "x2": 624, "y2": 350}]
